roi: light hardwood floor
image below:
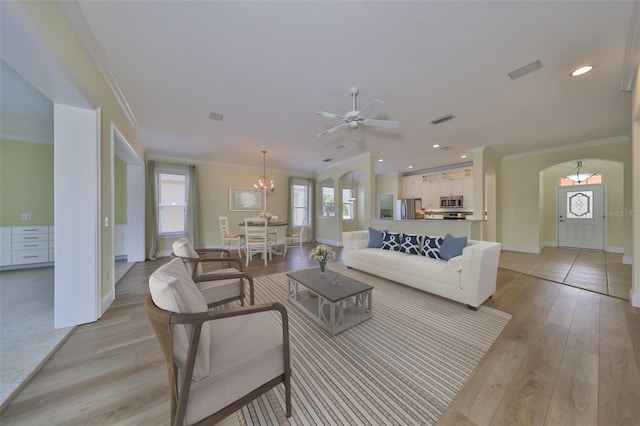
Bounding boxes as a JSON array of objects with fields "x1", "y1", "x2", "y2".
[{"x1": 1, "y1": 245, "x2": 638, "y2": 425}]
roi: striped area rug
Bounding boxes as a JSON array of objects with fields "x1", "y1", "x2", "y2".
[{"x1": 237, "y1": 264, "x2": 511, "y2": 425}]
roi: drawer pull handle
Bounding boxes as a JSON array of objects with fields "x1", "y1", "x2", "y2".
[
  {"x1": 24, "y1": 237, "x2": 38, "y2": 240},
  {"x1": 24, "y1": 256, "x2": 38, "y2": 259},
  {"x1": 24, "y1": 244, "x2": 37, "y2": 247},
  {"x1": 24, "y1": 229, "x2": 38, "y2": 231}
]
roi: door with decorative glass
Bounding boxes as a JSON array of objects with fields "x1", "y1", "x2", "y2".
[{"x1": 557, "y1": 184, "x2": 605, "y2": 250}]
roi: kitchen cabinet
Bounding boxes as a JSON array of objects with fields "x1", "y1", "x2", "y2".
[
  {"x1": 402, "y1": 175, "x2": 421, "y2": 198},
  {"x1": 440, "y1": 169, "x2": 463, "y2": 196},
  {"x1": 421, "y1": 173, "x2": 440, "y2": 209},
  {"x1": 463, "y1": 177, "x2": 474, "y2": 209}
]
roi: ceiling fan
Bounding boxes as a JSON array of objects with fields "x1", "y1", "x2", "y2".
[{"x1": 316, "y1": 87, "x2": 399, "y2": 139}]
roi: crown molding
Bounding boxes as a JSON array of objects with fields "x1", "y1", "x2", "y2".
[
  {"x1": 502, "y1": 135, "x2": 631, "y2": 160},
  {"x1": 59, "y1": 1, "x2": 137, "y2": 127},
  {"x1": 619, "y1": 1, "x2": 640, "y2": 92}
]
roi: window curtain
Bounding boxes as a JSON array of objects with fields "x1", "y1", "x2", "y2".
[
  {"x1": 185, "y1": 165, "x2": 199, "y2": 247},
  {"x1": 145, "y1": 160, "x2": 159, "y2": 260}
]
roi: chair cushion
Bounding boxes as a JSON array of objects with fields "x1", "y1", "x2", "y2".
[
  {"x1": 440, "y1": 233, "x2": 468, "y2": 260},
  {"x1": 173, "y1": 238, "x2": 203, "y2": 277},
  {"x1": 197, "y1": 268, "x2": 243, "y2": 304},
  {"x1": 148, "y1": 258, "x2": 211, "y2": 381},
  {"x1": 185, "y1": 311, "x2": 285, "y2": 425}
]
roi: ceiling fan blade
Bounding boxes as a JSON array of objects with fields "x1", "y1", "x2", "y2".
[
  {"x1": 363, "y1": 118, "x2": 400, "y2": 128},
  {"x1": 316, "y1": 111, "x2": 345, "y2": 120},
  {"x1": 358, "y1": 99, "x2": 384, "y2": 117},
  {"x1": 316, "y1": 123, "x2": 348, "y2": 137}
]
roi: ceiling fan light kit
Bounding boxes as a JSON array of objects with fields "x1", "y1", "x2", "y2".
[{"x1": 316, "y1": 86, "x2": 399, "y2": 138}]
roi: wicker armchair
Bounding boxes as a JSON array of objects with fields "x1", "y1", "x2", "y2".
[
  {"x1": 172, "y1": 237, "x2": 254, "y2": 306},
  {"x1": 146, "y1": 258, "x2": 292, "y2": 425}
]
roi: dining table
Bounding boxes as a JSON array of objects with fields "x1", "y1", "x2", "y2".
[{"x1": 240, "y1": 220, "x2": 288, "y2": 255}]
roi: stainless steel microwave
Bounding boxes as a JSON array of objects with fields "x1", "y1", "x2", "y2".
[{"x1": 440, "y1": 195, "x2": 463, "y2": 208}]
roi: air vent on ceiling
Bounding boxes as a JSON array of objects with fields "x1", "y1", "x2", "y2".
[
  {"x1": 430, "y1": 114, "x2": 454, "y2": 125},
  {"x1": 323, "y1": 158, "x2": 333, "y2": 162},
  {"x1": 508, "y1": 60, "x2": 543, "y2": 80},
  {"x1": 209, "y1": 112, "x2": 224, "y2": 121}
]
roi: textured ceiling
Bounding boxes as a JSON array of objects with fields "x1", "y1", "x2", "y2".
[{"x1": 6, "y1": 1, "x2": 638, "y2": 175}]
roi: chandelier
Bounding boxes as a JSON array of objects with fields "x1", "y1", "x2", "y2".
[
  {"x1": 565, "y1": 160, "x2": 594, "y2": 183},
  {"x1": 254, "y1": 150, "x2": 275, "y2": 194},
  {"x1": 348, "y1": 172, "x2": 356, "y2": 201}
]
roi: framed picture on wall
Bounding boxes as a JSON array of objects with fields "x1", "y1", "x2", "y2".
[{"x1": 229, "y1": 187, "x2": 266, "y2": 211}]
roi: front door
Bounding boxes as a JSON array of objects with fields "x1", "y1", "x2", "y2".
[{"x1": 557, "y1": 184, "x2": 605, "y2": 250}]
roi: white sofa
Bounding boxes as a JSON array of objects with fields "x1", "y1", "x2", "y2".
[{"x1": 342, "y1": 230, "x2": 501, "y2": 309}]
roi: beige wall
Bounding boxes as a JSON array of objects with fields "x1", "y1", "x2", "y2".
[
  {"x1": 20, "y1": 1, "x2": 144, "y2": 298},
  {"x1": 315, "y1": 153, "x2": 375, "y2": 245},
  {"x1": 501, "y1": 138, "x2": 632, "y2": 256},
  {"x1": 156, "y1": 161, "x2": 294, "y2": 254},
  {"x1": 540, "y1": 160, "x2": 624, "y2": 250}
]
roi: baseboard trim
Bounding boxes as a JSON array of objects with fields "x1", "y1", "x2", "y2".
[
  {"x1": 316, "y1": 238, "x2": 342, "y2": 247},
  {"x1": 631, "y1": 290, "x2": 640, "y2": 308},
  {"x1": 501, "y1": 245, "x2": 541, "y2": 254},
  {"x1": 606, "y1": 246, "x2": 624, "y2": 254},
  {"x1": 623, "y1": 256, "x2": 633, "y2": 265},
  {"x1": 541, "y1": 241, "x2": 557, "y2": 248},
  {"x1": 101, "y1": 288, "x2": 115, "y2": 316}
]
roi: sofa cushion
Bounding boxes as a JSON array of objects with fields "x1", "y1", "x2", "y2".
[
  {"x1": 148, "y1": 258, "x2": 211, "y2": 381},
  {"x1": 381, "y1": 231, "x2": 402, "y2": 251},
  {"x1": 422, "y1": 236, "x2": 443, "y2": 259},
  {"x1": 399, "y1": 233, "x2": 423, "y2": 255},
  {"x1": 367, "y1": 227, "x2": 386, "y2": 248},
  {"x1": 440, "y1": 234, "x2": 468, "y2": 260},
  {"x1": 391, "y1": 254, "x2": 461, "y2": 287}
]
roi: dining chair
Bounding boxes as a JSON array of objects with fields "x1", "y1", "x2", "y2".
[
  {"x1": 219, "y1": 216, "x2": 244, "y2": 257},
  {"x1": 146, "y1": 258, "x2": 291, "y2": 426},
  {"x1": 172, "y1": 237, "x2": 255, "y2": 306},
  {"x1": 284, "y1": 216, "x2": 306, "y2": 256},
  {"x1": 244, "y1": 217, "x2": 272, "y2": 267}
]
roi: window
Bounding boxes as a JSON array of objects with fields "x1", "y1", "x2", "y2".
[
  {"x1": 159, "y1": 172, "x2": 186, "y2": 235},
  {"x1": 291, "y1": 184, "x2": 308, "y2": 226},
  {"x1": 322, "y1": 186, "x2": 335, "y2": 217},
  {"x1": 342, "y1": 188, "x2": 354, "y2": 220}
]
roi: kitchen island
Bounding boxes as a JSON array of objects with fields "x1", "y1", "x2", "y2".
[{"x1": 370, "y1": 218, "x2": 484, "y2": 239}]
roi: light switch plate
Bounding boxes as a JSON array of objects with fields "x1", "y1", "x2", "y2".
[{"x1": 20, "y1": 213, "x2": 31, "y2": 220}]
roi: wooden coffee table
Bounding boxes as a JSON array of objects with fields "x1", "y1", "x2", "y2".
[{"x1": 287, "y1": 268, "x2": 373, "y2": 336}]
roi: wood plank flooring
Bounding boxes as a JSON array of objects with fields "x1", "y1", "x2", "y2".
[{"x1": 1, "y1": 244, "x2": 638, "y2": 425}]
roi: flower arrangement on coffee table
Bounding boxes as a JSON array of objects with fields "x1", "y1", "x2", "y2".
[{"x1": 309, "y1": 244, "x2": 336, "y2": 274}]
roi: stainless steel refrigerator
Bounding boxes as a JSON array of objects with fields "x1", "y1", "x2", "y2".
[{"x1": 394, "y1": 198, "x2": 422, "y2": 220}]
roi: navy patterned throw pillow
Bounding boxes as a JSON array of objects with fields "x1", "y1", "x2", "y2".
[
  {"x1": 381, "y1": 231, "x2": 401, "y2": 251},
  {"x1": 422, "y1": 235, "x2": 444, "y2": 259},
  {"x1": 400, "y1": 233, "x2": 423, "y2": 255}
]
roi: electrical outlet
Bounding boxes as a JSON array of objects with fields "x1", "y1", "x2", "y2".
[{"x1": 20, "y1": 213, "x2": 31, "y2": 220}]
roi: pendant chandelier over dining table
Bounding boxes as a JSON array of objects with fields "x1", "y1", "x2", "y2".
[{"x1": 254, "y1": 150, "x2": 275, "y2": 194}]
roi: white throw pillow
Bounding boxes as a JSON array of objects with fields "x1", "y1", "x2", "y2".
[{"x1": 149, "y1": 258, "x2": 210, "y2": 381}]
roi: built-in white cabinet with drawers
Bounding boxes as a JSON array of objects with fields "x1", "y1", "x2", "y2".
[{"x1": 0, "y1": 225, "x2": 54, "y2": 267}]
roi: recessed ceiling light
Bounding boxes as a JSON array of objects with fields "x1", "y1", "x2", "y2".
[
  {"x1": 378, "y1": 158, "x2": 384, "y2": 162},
  {"x1": 432, "y1": 144, "x2": 440, "y2": 148},
  {"x1": 408, "y1": 165, "x2": 414, "y2": 169},
  {"x1": 461, "y1": 155, "x2": 467, "y2": 159},
  {"x1": 571, "y1": 65, "x2": 593, "y2": 77}
]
